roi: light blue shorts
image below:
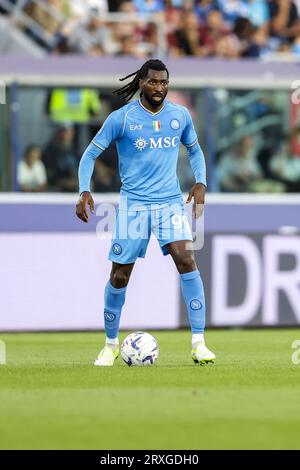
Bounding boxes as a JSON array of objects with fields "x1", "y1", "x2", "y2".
[{"x1": 108, "y1": 200, "x2": 193, "y2": 264}]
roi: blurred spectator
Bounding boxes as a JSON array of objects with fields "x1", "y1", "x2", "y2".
[
  {"x1": 251, "y1": 27, "x2": 271, "y2": 56},
  {"x1": 47, "y1": 88, "x2": 101, "y2": 124},
  {"x1": 115, "y1": 34, "x2": 148, "y2": 57},
  {"x1": 199, "y1": 9, "x2": 232, "y2": 57},
  {"x1": 18, "y1": 145, "x2": 47, "y2": 192},
  {"x1": 248, "y1": 0, "x2": 269, "y2": 29},
  {"x1": 165, "y1": 0, "x2": 183, "y2": 37},
  {"x1": 217, "y1": 0, "x2": 249, "y2": 26},
  {"x1": 217, "y1": 135, "x2": 263, "y2": 192},
  {"x1": 268, "y1": 133, "x2": 300, "y2": 192},
  {"x1": 269, "y1": 0, "x2": 300, "y2": 43},
  {"x1": 43, "y1": 124, "x2": 79, "y2": 192},
  {"x1": 195, "y1": 0, "x2": 220, "y2": 23},
  {"x1": 182, "y1": 0, "x2": 196, "y2": 12},
  {"x1": 170, "y1": 10, "x2": 202, "y2": 56},
  {"x1": 46, "y1": 87, "x2": 101, "y2": 150},
  {"x1": 108, "y1": 0, "x2": 123, "y2": 11},
  {"x1": 115, "y1": 0, "x2": 157, "y2": 56},
  {"x1": 69, "y1": 1, "x2": 108, "y2": 19},
  {"x1": 3, "y1": 0, "x2": 300, "y2": 59},
  {"x1": 233, "y1": 17, "x2": 261, "y2": 57},
  {"x1": 291, "y1": 34, "x2": 300, "y2": 54},
  {"x1": 214, "y1": 33, "x2": 240, "y2": 58},
  {"x1": 133, "y1": 0, "x2": 164, "y2": 14},
  {"x1": 68, "y1": 12, "x2": 108, "y2": 55}
]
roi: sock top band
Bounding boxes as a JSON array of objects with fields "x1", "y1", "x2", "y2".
[
  {"x1": 108, "y1": 282, "x2": 127, "y2": 294},
  {"x1": 180, "y1": 270, "x2": 200, "y2": 281}
]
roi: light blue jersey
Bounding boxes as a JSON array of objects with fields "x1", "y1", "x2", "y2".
[
  {"x1": 79, "y1": 96, "x2": 209, "y2": 346},
  {"x1": 79, "y1": 98, "x2": 206, "y2": 206}
]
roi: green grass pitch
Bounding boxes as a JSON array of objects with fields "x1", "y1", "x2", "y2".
[{"x1": 0, "y1": 329, "x2": 300, "y2": 450}]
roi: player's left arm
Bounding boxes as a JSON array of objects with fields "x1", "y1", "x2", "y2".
[
  {"x1": 181, "y1": 107, "x2": 207, "y2": 218},
  {"x1": 185, "y1": 144, "x2": 207, "y2": 219}
]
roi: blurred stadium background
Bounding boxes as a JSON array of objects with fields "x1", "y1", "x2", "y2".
[
  {"x1": 1, "y1": 0, "x2": 300, "y2": 452},
  {"x1": 1, "y1": 0, "x2": 300, "y2": 332}
]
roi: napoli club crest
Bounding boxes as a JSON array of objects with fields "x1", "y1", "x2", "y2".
[
  {"x1": 170, "y1": 119, "x2": 180, "y2": 130},
  {"x1": 104, "y1": 310, "x2": 116, "y2": 322},
  {"x1": 190, "y1": 299, "x2": 202, "y2": 310},
  {"x1": 112, "y1": 243, "x2": 122, "y2": 255}
]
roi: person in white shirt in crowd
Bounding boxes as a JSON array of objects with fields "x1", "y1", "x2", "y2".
[
  {"x1": 18, "y1": 145, "x2": 47, "y2": 192},
  {"x1": 69, "y1": 0, "x2": 108, "y2": 19},
  {"x1": 67, "y1": 8, "x2": 109, "y2": 55},
  {"x1": 269, "y1": 133, "x2": 300, "y2": 192}
]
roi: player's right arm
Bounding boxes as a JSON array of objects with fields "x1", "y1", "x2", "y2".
[{"x1": 76, "y1": 109, "x2": 123, "y2": 223}]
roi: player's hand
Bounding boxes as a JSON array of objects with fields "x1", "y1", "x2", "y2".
[
  {"x1": 186, "y1": 183, "x2": 206, "y2": 219},
  {"x1": 76, "y1": 191, "x2": 95, "y2": 223}
]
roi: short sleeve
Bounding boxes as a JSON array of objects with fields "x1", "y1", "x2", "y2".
[
  {"x1": 181, "y1": 107, "x2": 199, "y2": 148},
  {"x1": 92, "y1": 109, "x2": 124, "y2": 151}
]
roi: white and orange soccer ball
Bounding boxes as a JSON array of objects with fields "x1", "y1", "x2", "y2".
[{"x1": 121, "y1": 332, "x2": 159, "y2": 366}]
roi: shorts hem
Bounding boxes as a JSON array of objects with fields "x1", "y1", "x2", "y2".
[
  {"x1": 108, "y1": 254, "x2": 146, "y2": 264},
  {"x1": 159, "y1": 237, "x2": 193, "y2": 256}
]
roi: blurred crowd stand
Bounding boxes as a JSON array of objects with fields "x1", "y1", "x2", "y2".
[
  {"x1": 1, "y1": 0, "x2": 300, "y2": 194},
  {"x1": 2, "y1": 1, "x2": 300, "y2": 59}
]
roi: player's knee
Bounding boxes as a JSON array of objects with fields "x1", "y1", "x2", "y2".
[
  {"x1": 110, "y1": 270, "x2": 131, "y2": 288},
  {"x1": 175, "y1": 253, "x2": 196, "y2": 274}
]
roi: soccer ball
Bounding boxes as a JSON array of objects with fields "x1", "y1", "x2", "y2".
[{"x1": 121, "y1": 332, "x2": 159, "y2": 366}]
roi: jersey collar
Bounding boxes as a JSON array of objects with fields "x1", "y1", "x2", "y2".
[{"x1": 138, "y1": 98, "x2": 166, "y2": 116}]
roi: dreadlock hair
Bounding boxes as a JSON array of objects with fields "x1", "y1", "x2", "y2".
[{"x1": 113, "y1": 59, "x2": 169, "y2": 102}]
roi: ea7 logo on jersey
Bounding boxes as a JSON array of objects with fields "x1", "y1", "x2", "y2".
[{"x1": 130, "y1": 124, "x2": 143, "y2": 130}]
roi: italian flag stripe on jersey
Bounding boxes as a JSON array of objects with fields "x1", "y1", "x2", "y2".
[{"x1": 153, "y1": 120, "x2": 161, "y2": 131}]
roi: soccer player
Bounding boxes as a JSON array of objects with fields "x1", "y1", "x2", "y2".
[{"x1": 76, "y1": 59, "x2": 215, "y2": 366}]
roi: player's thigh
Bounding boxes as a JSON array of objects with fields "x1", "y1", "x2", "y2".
[
  {"x1": 108, "y1": 209, "x2": 151, "y2": 264},
  {"x1": 152, "y1": 202, "x2": 193, "y2": 257}
]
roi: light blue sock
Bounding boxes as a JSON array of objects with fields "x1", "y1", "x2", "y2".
[
  {"x1": 180, "y1": 270, "x2": 205, "y2": 334},
  {"x1": 104, "y1": 281, "x2": 127, "y2": 339}
]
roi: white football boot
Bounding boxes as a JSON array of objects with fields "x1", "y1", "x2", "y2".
[
  {"x1": 94, "y1": 344, "x2": 119, "y2": 367},
  {"x1": 191, "y1": 342, "x2": 216, "y2": 365}
]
